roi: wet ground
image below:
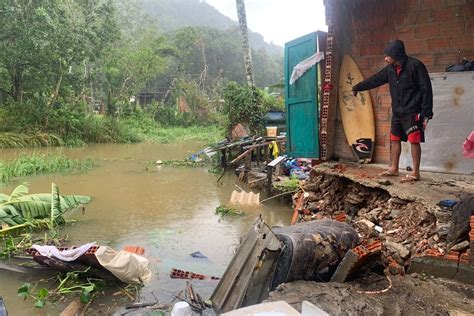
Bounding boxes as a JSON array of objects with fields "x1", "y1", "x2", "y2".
[
  {"x1": 0, "y1": 142, "x2": 293, "y2": 315},
  {"x1": 268, "y1": 273, "x2": 474, "y2": 315}
]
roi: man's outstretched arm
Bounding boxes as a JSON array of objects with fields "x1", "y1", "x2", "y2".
[{"x1": 352, "y1": 67, "x2": 389, "y2": 96}]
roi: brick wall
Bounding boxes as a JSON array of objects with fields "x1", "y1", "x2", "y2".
[{"x1": 325, "y1": 0, "x2": 474, "y2": 163}]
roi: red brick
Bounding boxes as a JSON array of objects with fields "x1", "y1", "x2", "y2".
[
  {"x1": 432, "y1": 7, "x2": 463, "y2": 21},
  {"x1": 396, "y1": 28, "x2": 417, "y2": 42},
  {"x1": 415, "y1": 53, "x2": 435, "y2": 66},
  {"x1": 393, "y1": 14, "x2": 410, "y2": 28},
  {"x1": 403, "y1": 39, "x2": 428, "y2": 53},
  {"x1": 446, "y1": 0, "x2": 466, "y2": 6},
  {"x1": 439, "y1": 21, "x2": 466, "y2": 36},
  {"x1": 395, "y1": 0, "x2": 421, "y2": 11},
  {"x1": 415, "y1": 23, "x2": 440, "y2": 38},
  {"x1": 423, "y1": 0, "x2": 447, "y2": 9},
  {"x1": 373, "y1": 29, "x2": 394, "y2": 43},
  {"x1": 426, "y1": 38, "x2": 450, "y2": 51},
  {"x1": 375, "y1": 2, "x2": 396, "y2": 15},
  {"x1": 466, "y1": 5, "x2": 474, "y2": 18},
  {"x1": 355, "y1": 57, "x2": 370, "y2": 70},
  {"x1": 450, "y1": 36, "x2": 474, "y2": 50},
  {"x1": 467, "y1": 19, "x2": 474, "y2": 34},
  {"x1": 360, "y1": 43, "x2": 383, "y2": 55},
  {"x1": 434, "y1": 51, "x2": 464, "y2": 67}
]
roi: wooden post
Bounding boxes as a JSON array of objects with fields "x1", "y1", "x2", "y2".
[
  {"x1": 245, "y1": 149, "x2": 252, "y2": 170},
  {"x1": 267, "y1": 165, "x2": 273, "y2": 195},
  {"x1": 256, "y1": 147, "x2": 261, "y2": 166},
  {"x1": 264, "y1": 145, "x2": 269, "y2": 164},
  {"x1": 221, "y1": 149, "x2": 227, "y2": 167}
]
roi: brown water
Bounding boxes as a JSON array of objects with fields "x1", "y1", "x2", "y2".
[{"x1": 0, "y1": 143, "x2": 292, "y2": 315}]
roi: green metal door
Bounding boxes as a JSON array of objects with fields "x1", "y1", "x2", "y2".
[{"x1": 284, "y1": 32, "x2": 319, "y2": 158}]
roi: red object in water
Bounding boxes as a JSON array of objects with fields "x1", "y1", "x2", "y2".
[{"x1": 123, "y1": 246, "x2": 145, "y2": 255}]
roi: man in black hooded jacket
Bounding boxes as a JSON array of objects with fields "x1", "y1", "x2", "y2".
[{"x1": 352, "y1": 39, "x2": 433, "y2": 182}]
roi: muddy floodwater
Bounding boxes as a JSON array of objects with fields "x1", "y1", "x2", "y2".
[{"x1": 0, "y1": 142, "x2": 292, "y2": 315}]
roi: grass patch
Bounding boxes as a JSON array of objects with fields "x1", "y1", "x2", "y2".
[
  {"x1": 273, "y1": 178, "x2": 300, "y2": 193},
  {"x1": 0, "y1": 133, "x2": 64, "y2": 148},
  {"x1": 148, "y1": 125, "x2": 224, "y2": 143},
  {"x1": 0, "y1": 154, "x2": 94, "y2": 183},
  {"x1": 215, "y1": 205, "x2": 245, "y2": 217},
  {"x1": 0, "y1": 116, "x2": 224, "y2": 148}
]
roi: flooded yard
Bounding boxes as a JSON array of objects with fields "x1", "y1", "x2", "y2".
[{"x1": 0, "y1": 142, "x2": 292, "y2": 315}]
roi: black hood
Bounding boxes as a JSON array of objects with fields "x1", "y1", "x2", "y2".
[{"x1": 384, "y1": 40, "x2": 407, "y2": 62}]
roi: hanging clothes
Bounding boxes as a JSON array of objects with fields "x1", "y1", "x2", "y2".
[{"x1": 289, "y1": 52, "x2": 325, "y2": 85}]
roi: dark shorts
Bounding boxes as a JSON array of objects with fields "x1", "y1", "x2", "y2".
[{"x1": 390, "y1": 113, "x2": 424, "y2": 143}]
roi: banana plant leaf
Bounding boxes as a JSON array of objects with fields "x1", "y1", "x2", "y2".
[{"x1": 0, "y1": 183, "x2": 91, "y2": 232}]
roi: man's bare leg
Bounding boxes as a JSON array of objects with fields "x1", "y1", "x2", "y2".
[
  {"x1": 410, "y1": 142, "x2": 421, "y2": 179},
  {"x1": 390, "y1": 140, "x2": 401, "y2": 174},
  {"x1": 380, "y1": 140, "x2": 401, "y2": 176}
]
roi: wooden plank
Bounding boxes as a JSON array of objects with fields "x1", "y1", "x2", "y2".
[
  {"x1": 243, "y1": 139, "x2": 285, "y2": 150},
  {"x1": 267, "y1": 156, "x2": 286, "y2": 167},
  {"x1": 230, "y1": 149, "x2": 252, "y2": 164}
]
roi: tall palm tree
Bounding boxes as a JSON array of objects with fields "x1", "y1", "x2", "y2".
[{"x1": 236, "y1": 0, "x2": 254, "y2": 86}]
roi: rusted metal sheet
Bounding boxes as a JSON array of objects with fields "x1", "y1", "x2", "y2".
[{"x1": 210, "y1": 216, "x2": 281, "y2": 313}]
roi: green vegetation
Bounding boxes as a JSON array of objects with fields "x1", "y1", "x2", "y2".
[
  {"x1": 215, "y1": 205, "x2": 245, "y2": 217},
  {"x1": 223, "y1": 82, "x2": 275, "y2": 136},
  {"x1": 0, "y1": 133, "x2": 63, "y2": 148},
  {"x1": 0, "y1": 154, "x2": 93, "y2": 183},
  {"x1": 125, "y1": 117, "x2": 224, "y2": 144},
  {"x1": 0, "y1": 229, "x2": 66, "y2": 259},
  {"x1": 0, "y1": 1, "x2": 281, "y2": 147},
  {"x1": 273, "y1": 178, "x2": 300, "y2": 193},
  {"x1": 18, "y1": 269, "x2": 105, "y2": 308},
  {"x1": 0, "y1": 183, "x2": 91, "y2": 235}
]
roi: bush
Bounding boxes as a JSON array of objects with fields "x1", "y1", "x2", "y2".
[{"x1": 223, "y1": 82, "x2": 271, "y2": 136}]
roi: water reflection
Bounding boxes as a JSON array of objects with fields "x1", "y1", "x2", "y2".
[{"x1": 0, "y1": 142, "x2": 292, "y2": 314}]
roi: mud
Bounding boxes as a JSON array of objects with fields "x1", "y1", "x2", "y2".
[
  {"x1": 271, "y1": 162, "x2": 474, "y2": 315},
  {"x1": 267, "y1": 273, "x2": 474, "y2": 315},
  {"x1": 292, "y1": 163, "x2": 474, "y2": 268}
]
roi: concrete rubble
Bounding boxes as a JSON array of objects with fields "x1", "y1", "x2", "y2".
[
  {"x1": 288, "y1": 163, "x2": 474, "y2": 274},
  {"x1": 264, "y1": 162, "x2": 474, "y2": 314}
]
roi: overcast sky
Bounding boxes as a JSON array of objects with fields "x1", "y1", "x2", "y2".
[{"x1": 203, "y1": 0, "x2": 327, "y2": 46}]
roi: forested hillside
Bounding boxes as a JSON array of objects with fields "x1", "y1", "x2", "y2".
[
  {"x1": 142, "y1": 0, "x2": 283, "y2": 55},
  {"x1": 0, "y1": 0, "x2": 283, "y2": 146}
]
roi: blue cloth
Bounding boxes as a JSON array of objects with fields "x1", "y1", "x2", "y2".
[
  {"x1": 438, "y1": 199, "x2": 457, "y2": 208},
  {"x1": 190, "y1": 251, "x2": 207, "y2": 259}
]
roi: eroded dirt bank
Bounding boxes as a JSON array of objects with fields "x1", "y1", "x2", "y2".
[
  {"x1": 267, "y1": 163, "x2": 474, "y2": 315},
  {"x1": 268, "y1": 273, "x2": 474, "y2": 315}
]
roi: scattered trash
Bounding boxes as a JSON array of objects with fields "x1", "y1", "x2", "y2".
[
  {"x1": 170, "y1": 268, "x2": 220, "y2": 280},
  {"x1": 26, "y1": 244, "x2": 152, "y2": 283},
  {"x1": 229, "y1": 190, "x2": 260, "y2": 206},
  {"x1": 171, "y1": 301, "x2": 192, "y2": 316},
  {"x1": 447, "y1": 194, "x2": 474, "y2": 245},
  {"x1": 185, "y1": 281, "x2": 210, "y2": 313},
  {"x1": 438, "y1": 199, "x2": 457, "y2": 208},
  {"x1": 189, "y1": 251, "x2": 207, "y2": 259}
]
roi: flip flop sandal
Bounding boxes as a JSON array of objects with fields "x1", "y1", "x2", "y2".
[
  {"x1": 400, "y1": 175, "x2": 420, "y2": 183},
  {"x1": 378, "y1": 170, "x2": 399, "y2": 177}
]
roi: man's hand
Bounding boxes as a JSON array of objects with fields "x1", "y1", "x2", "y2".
[{"x1": 422, "y1": 118, "x2": 429, "y2": 131}]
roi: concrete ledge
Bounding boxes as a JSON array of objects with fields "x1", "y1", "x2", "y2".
[{"x1": 408, "y1": 256, "x2": 474, "y2": 285}]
